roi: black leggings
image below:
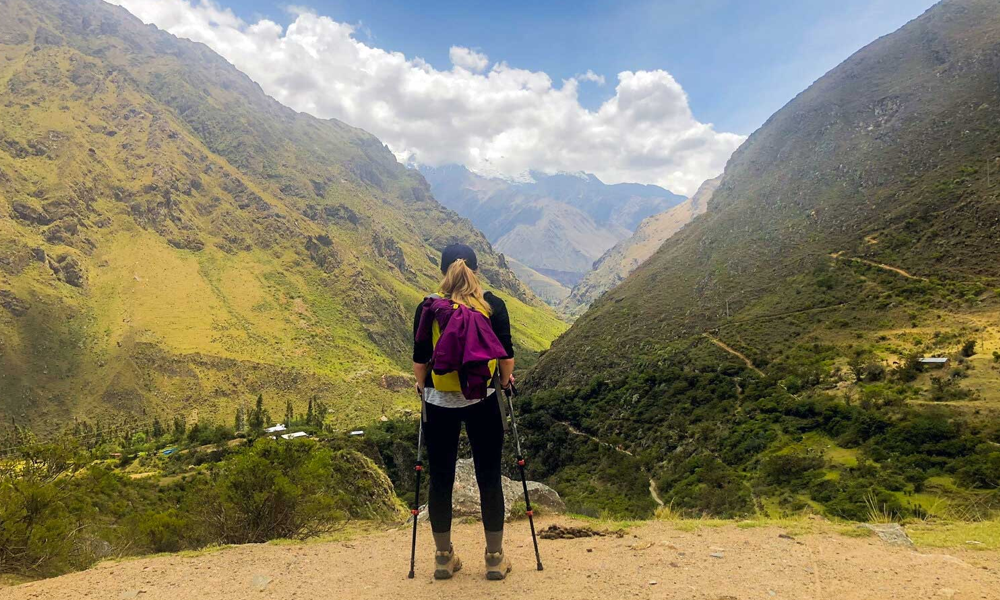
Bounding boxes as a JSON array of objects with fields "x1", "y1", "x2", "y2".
[{"x1": 424, "y1": 396, "x2": 505, "y2": 533}]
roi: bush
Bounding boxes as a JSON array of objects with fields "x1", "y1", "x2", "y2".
[
  {"x1": 961, "y1": 340, "x2": 977, "y2": 357},
  {"x1": 758, "y1": 453, "x2": 825, "y2": 488},
  {"x1": 200, "y1": 439, "x2": 398, "y2": 544},
  {"x1": 0, "y1": 442, "x2": 82, "y2": 576},
  {"x1": 136, "y1": 510, "x2": 189, "y2": 553},
  {"x1": 659, "y1": 455, "x2": 753, "y2": 518}
]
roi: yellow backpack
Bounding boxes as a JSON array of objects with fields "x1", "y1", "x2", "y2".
[{"x1": 429, "y1": 298, "x2": 497, "y2": 393}]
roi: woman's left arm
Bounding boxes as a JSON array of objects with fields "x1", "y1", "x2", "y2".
[{"x1": 488, "y1": 293, "x2": 516, "y2": 388}]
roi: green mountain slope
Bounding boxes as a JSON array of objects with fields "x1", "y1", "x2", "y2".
[
  {"x1": 0, "y1": 0, "x2": 566, "y2": 432},
  {"x1": 521, "y1": 0, "x2": 1000, "y2": 518}
]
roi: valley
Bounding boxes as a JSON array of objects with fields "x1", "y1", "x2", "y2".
[
  {"x1": 421, "y1": 164, "x2": 686, "y2": 307},
  {"x1": 3, "y1": 0, "x2": 1000, "y2": 592},
  {"x1": 0, "y1": 0, "x2": 565, "y2": 433},
  {"x1": 519, "y1": 0, "x2": 1000, "y2": 523}
]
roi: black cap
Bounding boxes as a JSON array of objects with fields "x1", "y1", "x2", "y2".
[{"x1": 440, "y1": 243, "x2": 478, "y2": 274}]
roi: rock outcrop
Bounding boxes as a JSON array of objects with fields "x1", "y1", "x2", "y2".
[{"x1": 421, "y1": 458, "x2": 566, "y2": 522}]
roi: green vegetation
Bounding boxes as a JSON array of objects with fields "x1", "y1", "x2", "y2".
[
  {"x1": 0, "y1": 427, "x2": 400, "y2": 579},
  {"x1": 521, "y1": 0, "x2": 1000, "y2": 520},
  {"x1": 0, "y1": 0, "x2": 565, "y2": 434}
]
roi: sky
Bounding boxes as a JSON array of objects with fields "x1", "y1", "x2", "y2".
[{"x1": 109, "y1": 0, "x2": 938, "y2": 196}]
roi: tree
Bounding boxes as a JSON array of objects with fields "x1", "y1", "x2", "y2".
[
  {"x1": 151, "y1": 417, "x2": 164, "y2": 439},
  {"x1": 306, "y1": 396, "x2": 315, "y2": 426},
  {"x1": 961, "y1": 340, "x2": 977, "y2": 357},
  {"x1": 310, "y1": 399, "x2": 328, "y2": 429},
  {"x1": 173, "y1": 416, "x2": 186, "y2": 437},
  {"x1": 234, "y1": 404, "x2": 246, "y2": 433},
  {"x1": 248, "y1": 394, "x2": 271, "y2": 435},
  {"x1": 285, "y1": 399, "x2": 294, "y2": 428}
]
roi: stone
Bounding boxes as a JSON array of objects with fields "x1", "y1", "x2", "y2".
[
  {"x1": 11, "y1": 201, "x2": 52, "y2": 225},
  {"x1": 420, "y1": 459, "x2": 566, "y2": 522},
  {"x1": 251, "y1": 574, "x2": 272, "y2": 591},
  {"x1": 709, "y1": 552, "x2": 725, "y2": 559},
  {"x1": 0, "y1": 290, "x2": 29, "y2": 316},
  {"x1": 859, "y1": 524, "x2": 914, "y2": 549}
]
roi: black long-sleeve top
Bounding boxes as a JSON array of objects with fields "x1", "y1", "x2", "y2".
[{"x1": 412, "y1": 292, "x2": 515, "y2": 372}]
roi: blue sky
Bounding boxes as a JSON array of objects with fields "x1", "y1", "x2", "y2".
[
  {"x1": 219, "y1": 0, "x2": 937, "y2": 135},
  {"x1": 116, "y1": 0, "x2": 939, "y2": 193}
]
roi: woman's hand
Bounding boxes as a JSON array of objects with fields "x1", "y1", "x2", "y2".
[
  {"x1": 501, "y1": 373, "x2": 515, "y2": 390},
  {"x1": 415, "y1": 382, "x2": 425, "y2": 397}
]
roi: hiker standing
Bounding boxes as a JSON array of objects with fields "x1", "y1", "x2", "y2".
[{"x1": 412, "y1": 243, "x2": 515, "y2": 581}]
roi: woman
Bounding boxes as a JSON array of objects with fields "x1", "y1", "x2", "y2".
[{"x1": 412, "y1": 243, "x2": 515, "y2": 581}]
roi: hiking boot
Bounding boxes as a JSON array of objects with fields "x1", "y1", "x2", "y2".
[
  {"x1": 484, "y1": 550, "x2": 512, "y2": 580},
  {"x1": 434, "y1": 546, "x2": 462, "y2": 580}
]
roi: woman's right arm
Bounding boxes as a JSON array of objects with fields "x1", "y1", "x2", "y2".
[{"x1": 413, "y1": 302, "x2": 433, "y2": 395}]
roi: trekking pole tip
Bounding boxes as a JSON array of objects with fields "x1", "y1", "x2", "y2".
[
  {"x1": 408, "y1": 571, "x2": 415, "y2": 579},
  {"x1": 537, "y1": 562, "x2": 544, "y2": 571}
]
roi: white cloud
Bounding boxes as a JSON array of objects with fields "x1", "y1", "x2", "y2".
[
  {"x1": 578, "y1": 69, "x2": 605, "y2": 86},
  {"x1": 449, "y1": 46, "x2": 489, "y2": 73},
  {"x1": 109, "y1": 0, "x2": 745, "y2": 195}
]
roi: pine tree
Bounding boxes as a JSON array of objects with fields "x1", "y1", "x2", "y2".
[
  {"x1": 173, "y1": 415, "x2": 186, "y2": 437},
  {"x1": 306, "y1": 396, "x2": 314, "y2": 426},
  {"x1": 285, "y1": 399, "x2": 294, "y2": 428},
  {"x1": 234, "y1": 404, "x2": 246, "y2": 432},
  {"x1": 152, "y1": 417, "x2": 164, "y2": 439},
  {"x1": 248, "y1": 394, "x2": 270, "y2": 434}
]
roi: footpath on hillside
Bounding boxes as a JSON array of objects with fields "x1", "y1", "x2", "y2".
[{"x1": 4, "y1": 517, "x2": 999, "y2": 600}]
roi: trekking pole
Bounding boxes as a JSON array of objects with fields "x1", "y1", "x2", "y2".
[
  {"x1": 407, "y1": 402, "x2": 425, "y2": 579},
  {"x1": 503, "y1": 383, "x2": 543, "y2": 571}
]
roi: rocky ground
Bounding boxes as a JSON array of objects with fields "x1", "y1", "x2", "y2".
[{"x1": 4, "y1": 517, "x2": 999, "y2": 600}]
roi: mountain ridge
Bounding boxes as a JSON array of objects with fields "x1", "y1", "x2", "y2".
[
  {"x1": 519, "y1": 0, "x2": 1000, "y2": 519},
  {"x1": 560, "y1": 175, "x2": 721, "y2": 317},
  {"x1": 420, "y1": 164, "x2": 686, "y2": 301},
  {"x1": 0, "y1": 0, "x2": 566, "y2": 431}
]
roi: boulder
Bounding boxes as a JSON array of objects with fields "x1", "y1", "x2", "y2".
[
  {"x1": 859, "y1": 523, "x2": 914, "y2": 548},
  {"x1": 0, "y1": 290, "x2": 30, "y2": 316},
  {"x1": 421, "y1": 458, "x2": 566, "y2": 522},
  {"x1": 11, "y1": 201, "x2": 52, "y2": 225}
]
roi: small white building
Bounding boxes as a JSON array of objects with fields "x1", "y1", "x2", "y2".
[
  {"x1": 281, "y1": 431, "x2": 309, "y2": 440},
  {"x1": 349, "y1": 430, "x2": 365, "y2": 437},
  {"x1": 264, "y1": 424, "x2": 287, "y2": 434},
  {"x1": 918, "y1": 357, "x2": 949, "y2": 367}
]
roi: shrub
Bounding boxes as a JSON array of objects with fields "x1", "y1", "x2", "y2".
[
  {"x1": 659, "y1": 455, "x2": 753, "y2": 518},
  {"x1": 0, "y1": 442, "x2": 82, "y2": 576},
  {"x1": 200, "y1": 439, "x2": 397, "y2": 544},
  {"x1": 961, "y1": 340, "x2": 977, "y2": 357},
  {"x1": 758, "y1": 453, "x2": 825, "y2": 488}
]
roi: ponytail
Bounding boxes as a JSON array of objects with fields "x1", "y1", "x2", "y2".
[{"x1": 439, "y1": 259, "x2": 491, "y2": 315}]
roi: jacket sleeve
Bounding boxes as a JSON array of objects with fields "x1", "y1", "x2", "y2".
[
  {"x1": 486, "y1": 293, "x2": 515, "y2": 359},
  {"x1": 412, "y1": 302, "x2": 433, "y2": 364}
]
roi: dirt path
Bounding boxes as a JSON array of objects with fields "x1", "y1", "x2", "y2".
[
  {"x1": 556, "y1": 422, "x2": 664, "y2": 507},
  {"x1": 5, "y1": 518, "x2": 999, "y2": 600},
  {"x1": 703, "y1": 334, "x2": 765, "y2": 377},
  {"x1": 556, "y1": 421, "x2": 634, "y2": 456},
  {"x1": 830, "y1": 252, "x2": 927, "y2": 281},
  {"x1": 648, "y1": 479, "x2": 665, "y2": 507}
]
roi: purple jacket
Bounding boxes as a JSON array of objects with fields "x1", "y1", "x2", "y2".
[{"x1": 415, "y1": 297, "x2": 508, "y2": 400}]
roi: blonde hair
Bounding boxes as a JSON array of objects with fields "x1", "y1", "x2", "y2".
[{"x1": 439, "y1": 259, "x2": 491, "y2": 315}]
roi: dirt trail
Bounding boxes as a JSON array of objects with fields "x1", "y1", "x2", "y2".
[
  {"x1": 556, "y1": 420, "x2": 633, "y2": 456},
  {"x1": 556, "y1": 422, "x2": 664, "y2": 507},
  {"x1": 5, "y1": 518, "x2": 999, "y2": 600},
  {"x1": 703, "y1": 334, "x2": 765, "y2": 377},
  {"x1": 830, "y1": 252, "x2": 927, "y2": 281}
]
